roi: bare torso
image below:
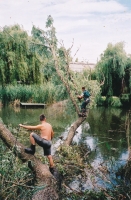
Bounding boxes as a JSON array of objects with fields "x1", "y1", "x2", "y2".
[{"x1": 39, "y1": 121, "x2": 53, "y2": 140}]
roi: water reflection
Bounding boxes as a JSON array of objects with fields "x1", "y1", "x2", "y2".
[{"x1": 86, "y1": 107, "x2": 129, "y2": 168}]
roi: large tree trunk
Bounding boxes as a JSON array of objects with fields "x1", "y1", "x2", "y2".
[
  {"x1": 0, "y1": 121, "x2": 59, "y2": 200},
  {"x1": 64, "y1": 115, "x2": 87, "y2": 146}
]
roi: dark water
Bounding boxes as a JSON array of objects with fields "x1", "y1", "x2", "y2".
[
  {"x1": 87, "y1": 107, "x2": 129, "y2": 167},
  {"x1": 0, "y1": 105, "x2": 130, "y2": 189}
]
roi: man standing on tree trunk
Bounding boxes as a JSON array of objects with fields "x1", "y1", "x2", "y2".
[
  {"x1": 77, "y1": 86, "x2": 90, "y2": 117},
  {"x1": 19, "y1": 114, "x2": 55, "y2": 173}
]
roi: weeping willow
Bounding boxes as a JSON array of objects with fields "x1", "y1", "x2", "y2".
[
  {"x1": 0, "y1": 24, "x2": 43, "y2": 86},
  {"x1": 125, "y1": 57, "x2": 131, "y2": 94},
  {"x1": 96, "y1": 42, "x2": 128, "y2": 97}
]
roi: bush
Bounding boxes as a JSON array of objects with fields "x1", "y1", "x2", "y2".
[
  {"x1": 120, "y1": 93, "x2": 130, "y2": 107},
  {"x1": 97, "y1": 96, "x2": 106, "y2": 106},
  {"x1": 111, "y1": 97, "x2": 122, "y2": 108},
  {"x1": 97, "y1": 96, "x2": 122, "y2": 107}
]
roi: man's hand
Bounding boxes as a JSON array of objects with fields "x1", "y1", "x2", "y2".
[
  {"x1": 77, "y1": 96, "x2": 82, "y2": 102},
  {"x1": 77, "y1": 95, "x2": 82, "y2": 99},
  {"x1": 19, "y1": 124, "x2": 23, "y2": 127}
]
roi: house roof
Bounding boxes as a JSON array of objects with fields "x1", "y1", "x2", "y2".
[{"x1": 69, "y1": 62, "x2": 96, "y2": 72}]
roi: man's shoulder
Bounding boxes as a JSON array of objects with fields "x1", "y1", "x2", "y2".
[
  {"x1": 83, "y1": 90, "x2": 87, "y2": 95},
  {"x1": 45, "y1": 122, "x2": 52, "y2": 127}
]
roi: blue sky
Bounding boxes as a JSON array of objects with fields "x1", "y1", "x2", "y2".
[{"x1": 0, "y1": 0, "x2": 131, "y2": 63}]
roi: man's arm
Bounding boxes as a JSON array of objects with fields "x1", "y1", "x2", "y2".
[
  {"x1": 77, "y1": 93, "x2": 84, "y2": 99},
  {"x1": 77, "y1": 95, "x2": 83, "y2": 99},
  {"x1": 19, "y1": 124, "x2": 41, "y2": 130}
]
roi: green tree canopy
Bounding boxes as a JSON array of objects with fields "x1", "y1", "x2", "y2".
[
  {"x1": 96, "y1": 42, "x2": 128, "y2": 97},
  {"x1": 0, "y1": 24, "x2": 43, "y2": 86},
  {"x1": 31, "y1": 24, "x2": 57, "y2": 82},
  {"x1": 124, "y1": 56, "x2": 131, "y2": 93},
  {"x1": 31, "y1": 16, "x2": 72, "y2": 83}
]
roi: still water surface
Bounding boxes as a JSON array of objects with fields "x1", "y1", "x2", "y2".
[{"x1": 0, "y1": 105, "x2": 130, "y2": 188}]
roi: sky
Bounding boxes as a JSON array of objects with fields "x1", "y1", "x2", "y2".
[{"x1": 0, "y1": 0, "x2": 131, "y2": 63}]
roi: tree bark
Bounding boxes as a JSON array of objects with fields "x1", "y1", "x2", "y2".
[
  {"x1": 0, "y1": 121, "x2": 59, "y2": 200},
  {"x1": 64, "y1": 115, "x2": 87, "y2": 146}
]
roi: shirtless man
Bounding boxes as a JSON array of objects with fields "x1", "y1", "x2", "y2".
[{"x1": 19, "y1": 114, "x2": 54, "y2": 171}]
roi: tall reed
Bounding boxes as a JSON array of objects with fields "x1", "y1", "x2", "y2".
[{"x1": 0, "y1": 83, "x2": 68, "y2": 105}]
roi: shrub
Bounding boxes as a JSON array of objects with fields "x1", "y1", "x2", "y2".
[
  {"x1": 111, "y1": 96, "x2": 122, "y2": 108},
  {"x1": 97, "y1": 96, "x2": 106, "y2": 106}
]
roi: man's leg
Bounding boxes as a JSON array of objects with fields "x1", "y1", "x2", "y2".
[
  {"x1": 25, "y1": 132, "x2": 36, "y2": 155},
  {"x1": 47, "y1": 155, "x2": 54, "y2": 168},
  {"x1": 47, "y1": 155, "x2": 55, "y2": 174},
  {"x1": 78, "y1": 101, "x2": 87, "y2": 117},
  {"x1": 30, "y1": 132, "x2": 36, "y2": 145}
]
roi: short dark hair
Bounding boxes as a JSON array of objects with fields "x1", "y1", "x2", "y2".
[
  {"x1": 82, "y1": 87, "x2": 85, "y2": 90},
  {"x1": 40, "y1": 114, "x2": 46, "y2": 121}
]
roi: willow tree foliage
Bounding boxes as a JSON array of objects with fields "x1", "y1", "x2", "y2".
[
  {"x1": 96, "y1": 42, "x2": 127, "y2": 97},
  {"x1": 31, "y1": 16, "x2": 72, "y2": 95},
  {"x1": 31, "y1": 16, "x2": 72, "y2": 83},
  {"x1": 0, "y1": 25, "x2": 43, "y2": 86},
  {"x1": 31, "y1": 22, "x2": 57, "y2": 82},
  {"x1": 124, "y1": 56, "x2": 131, "y2": 94}
]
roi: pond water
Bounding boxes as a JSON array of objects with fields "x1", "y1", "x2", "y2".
[{"x1": 0, "y1": 104, "x2": 130, "y2": 190}]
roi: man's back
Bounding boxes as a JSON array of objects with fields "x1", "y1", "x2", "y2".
[
  {"x1": 83, "y1": 90, "x2": 90, "y2": 99},
  {"x1": 40, "y1": 122, "x2": 53, "y2": 140}
]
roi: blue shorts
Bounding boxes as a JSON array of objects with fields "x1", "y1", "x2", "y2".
[{"x1": 32, "y1": 133, "x2": 52, "y2": 156}]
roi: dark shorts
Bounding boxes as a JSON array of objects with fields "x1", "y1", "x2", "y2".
[
  {"x1": 32, "y1": 133, "x2": 52, "y2": 156},
  {"x1": 81, "y1": 98, "x2": 90, "y2": 110}
]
